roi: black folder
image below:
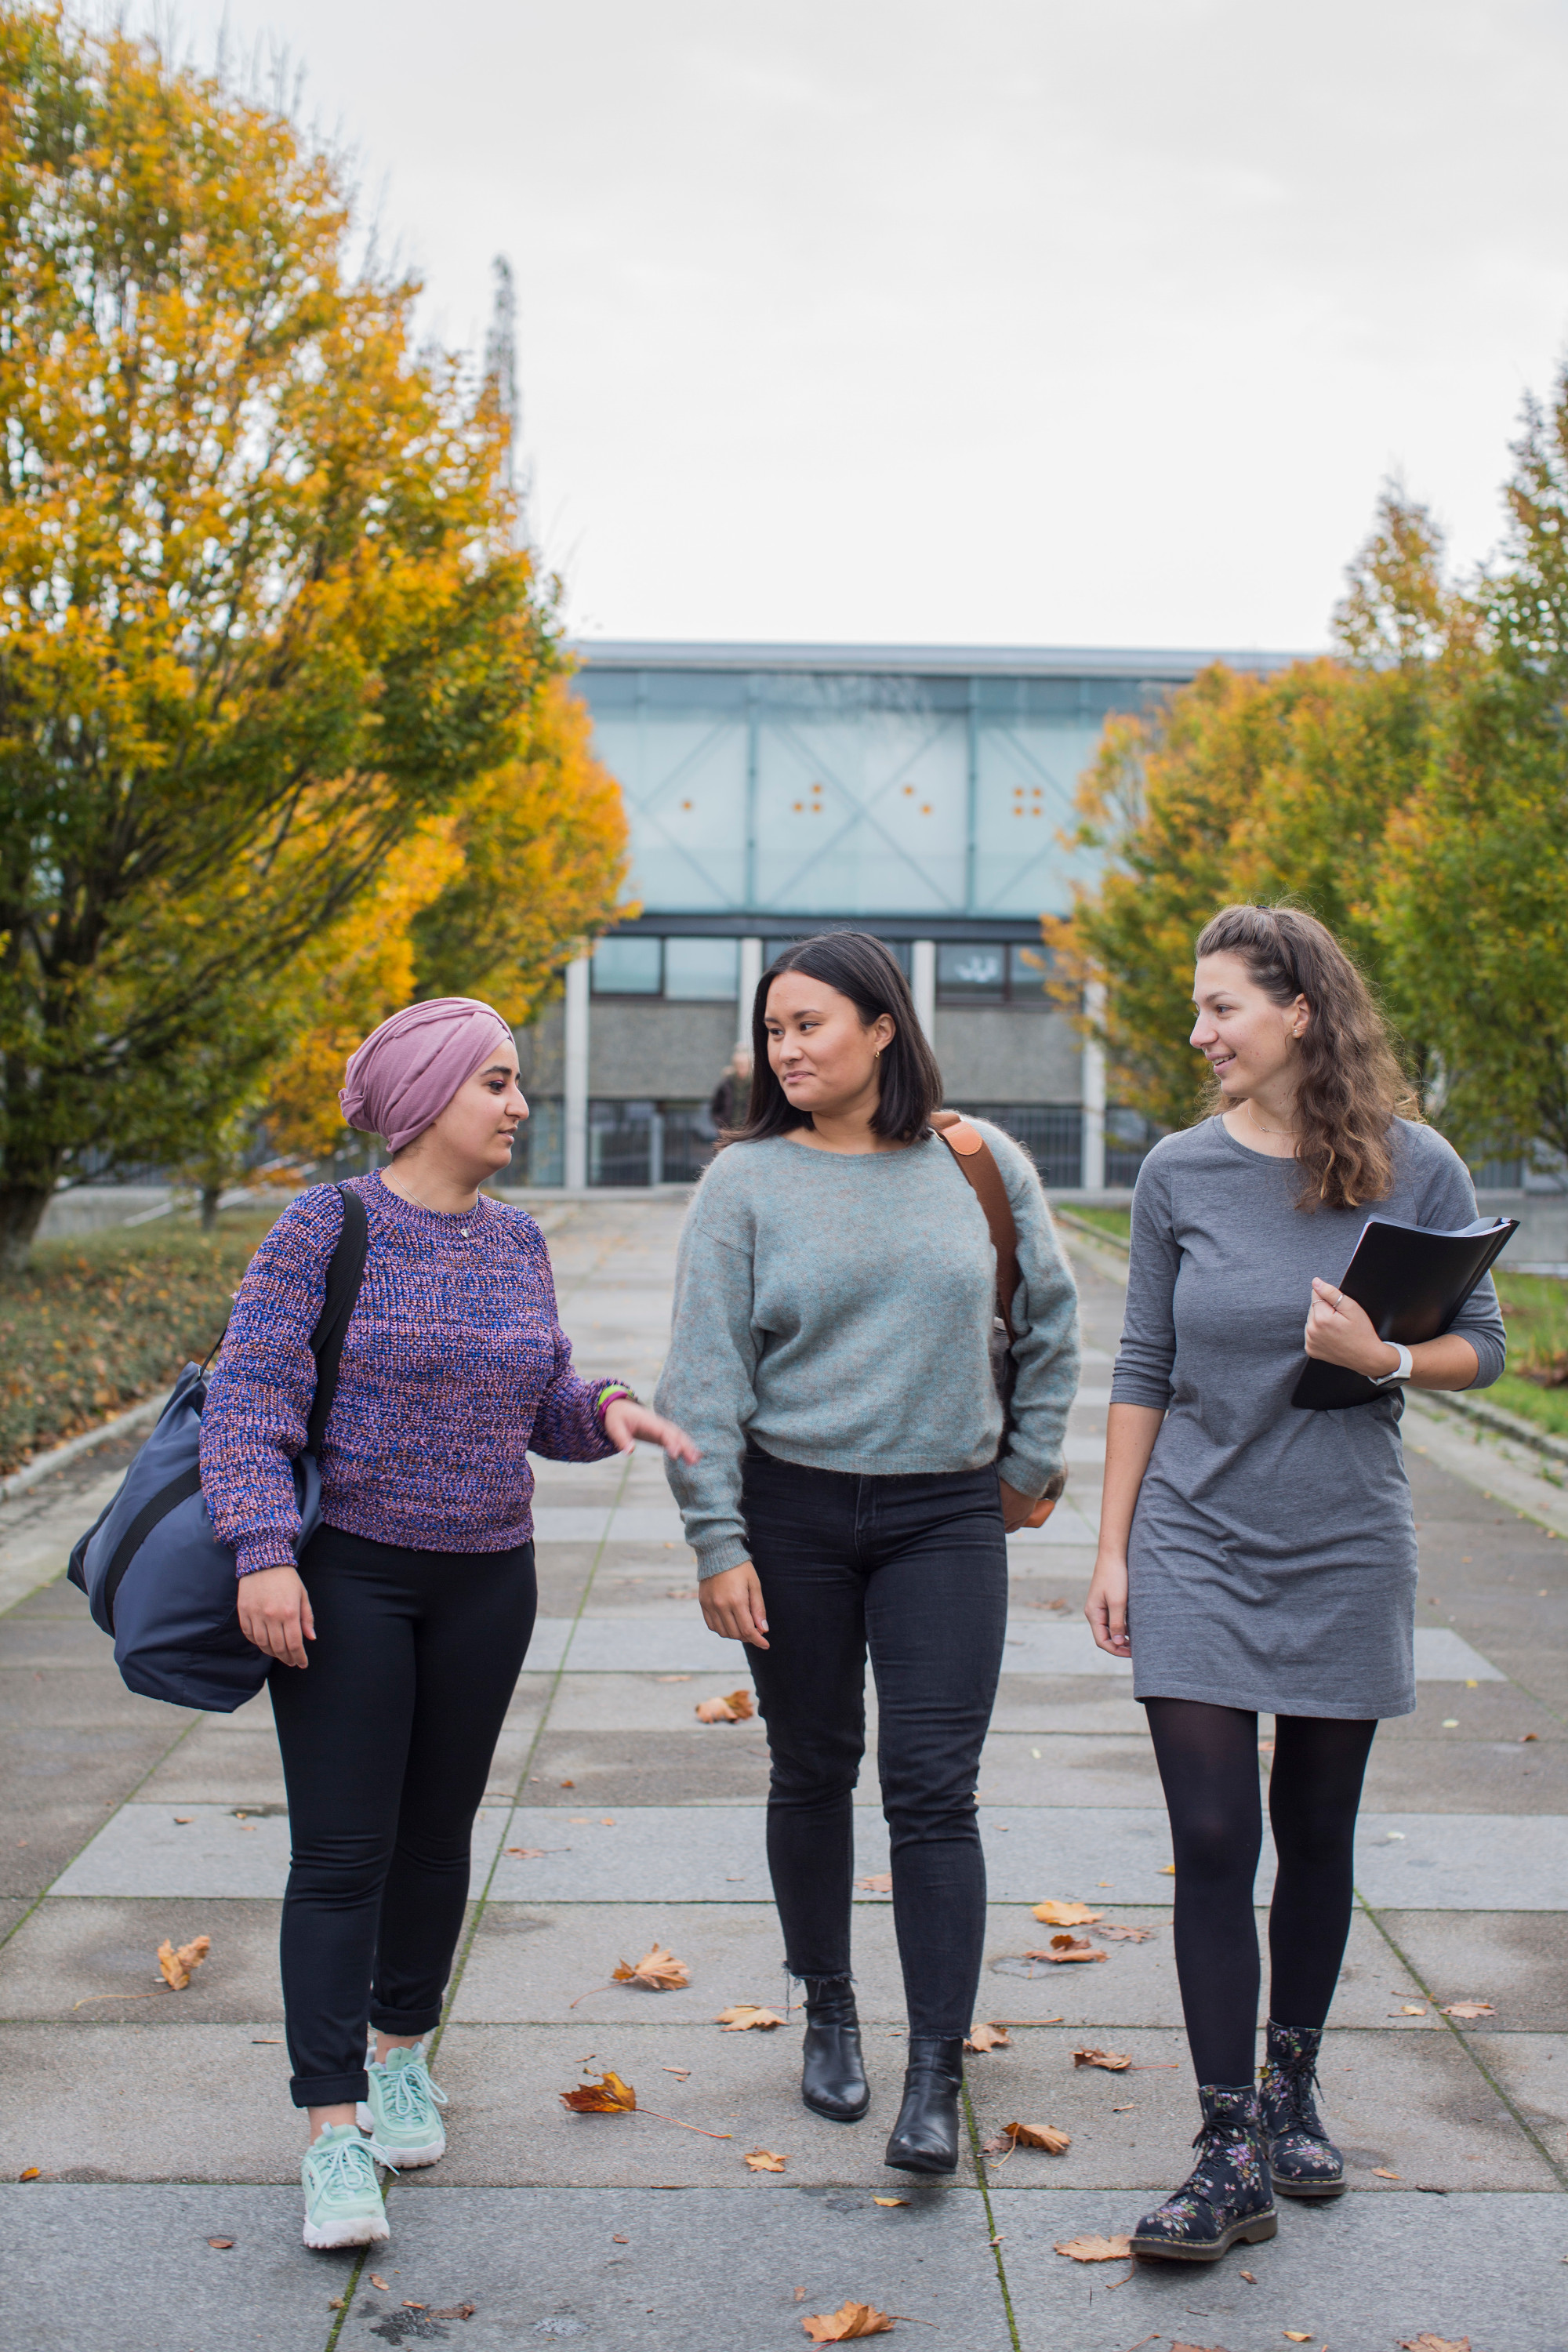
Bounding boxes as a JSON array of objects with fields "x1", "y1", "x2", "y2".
[{"x1": 1290, "y1": 1214, "x2": 1519, "y2": 1410}]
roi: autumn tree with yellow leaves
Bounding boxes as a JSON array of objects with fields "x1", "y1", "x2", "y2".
[{"x1": 0, "y1": 8, "x2": 625, "y2": 1264}]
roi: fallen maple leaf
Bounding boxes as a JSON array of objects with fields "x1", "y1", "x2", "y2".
[
  {"x1": 1397, "y1": 2338, "x2": 1471, "y2": 2352},
  {"x1": 1025, "y1": 1933, "x2": 1106, "y2": 1964},
  {"x1": 506, "y1": 1846, "x2": 546, "y2": 1859},
  {"x1": 1373, "y1": 2166, "x2": 1402, "y2": 2179},
  {"x1": 18, "y1": 2165, "x2": 40, "y2": 2181},
  {"x1": 716, "y1": 2003, "x2": 786, "y2": 2030},
  {"x1": 983, "y1": 2120, "x2": 1070, "y2": 2156},
  {"x1": 1032, "y1": 1899, "x2": 1102, "y2": 1926},
  {"x1": 1100, "y1": 1924, "x2": 1155, "y2": 1943},
  {"x1": 800, "y1": 2300, "x2": 896, "y2": 2342},
  {"x1": 1073, "y1": 2046, "x2": 1132, "y2": 2071},
  {"x1": 743, "y1": 2147, "x2": 787, "y2": 2171},
  {"x1": 612, "y1": 1943, "x2": 691, "y2": 1992},
  {"x1": 561, "y1": 2069, "x2": 639, "y2": 2114},
  {"x1": 1054, "y1": 2234, "x2": 1132, "y2": 2262},
  {"x1": 855, "y1": 1871, "x2": 894, "y2": 1893},
  {"x1": 965, "y1": 2022, "x2": 1011, "y2": 2052},
  {"x1": 872, "y1": 2195, "x2": 908, "y2": 2206},
  {"x1": 1284, "y1": 2335, "x2": 1312, "y2": 2343},
  {"x1": 157, "y1": 1935, "x2": 211, "y2": 1991},
  {"x1": 370, "y1": 2273, "x2": 390, "y2": 2291},
  {"x1": 695, "y1": 1689, "x2": 755, "y2": 1722},
  {"x1": 1440, "y1": 2001, "x2": 1494, "y2": 2019}
]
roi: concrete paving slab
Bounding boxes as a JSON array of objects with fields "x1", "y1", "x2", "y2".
[
  {"x1": 336, "y1": 2183, "x2": 1011, "y2": 2352},
  {"x1": 989, "y1": 1679, "x2": 1152, "y2": 1735},
  {"x1": 1469, "y1": 2028, "x2": 1568, "y2": 2166},
  {"x1": 0, "y1": 2023, "x2": 307, "y2": 2180},
  {"x1": 1352, "y1": 1810, "x2": 1568, "y2": 1907},
  {"x1": 521, "y1": 1730, "x2": 774, "y2": 1809},
  {"x1": 964, "y1": 2022, "x2": 1559, "y2": 2190},
  {"x1": 2, "y1": 2183, "x2": 354, "y2": 2352},
  {"x1": 1361, "y1": 1732, "x2": 1568, "y2": 1812},
  {"x1": 50, "y1": 1804, "x2": 514, "y2": 1899},
  {"x1": 976, "y1": 1732, "x2": 1166, "y2": 1806},
  {"x1": 0, "y1": 1896, "x2": 285, "y2": 2021},
  {"x1": 992, "y1": 2188, "x2": 1568, "y2": 2352},
  {"x1": 1381, "y1": 1908, "x2": 1568, "y2": 2029},
  {"x1": 1410, "y1": 1625, "x2": 1506, "y2": 1678},
  {"x1": 524, "y1": 1618, "x2": 744, "y2": 1673}
]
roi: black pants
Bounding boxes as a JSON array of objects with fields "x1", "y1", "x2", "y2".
[
  {"x1": 1144, "y1": 1697, "x2": 1378, "y2": 2087},
  {"x1": 742, "y1": 1446, "x2": 1009, "y2": 2038},
  {"x1": 270, "y1": 1524, "x2": 536, "y2": 2107}
]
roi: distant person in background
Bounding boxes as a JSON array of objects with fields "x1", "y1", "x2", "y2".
[
  {"x1": 200, "y1": 997, "x2": 695, "y2": 2253},
  {"x1": 709, "y1": 1044, "x2": 753, "y2": 1137},
  {"x1": 657, "y1": 933, "x2": 1080, "y2": 2176},
  {"x1": 1086, "y1": 906, "x2": 1506, "y2": 2267}
]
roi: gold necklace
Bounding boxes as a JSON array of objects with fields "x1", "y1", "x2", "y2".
[{"x1": 1245, "y1": 1098, "x2": 1294, "y2": 1142}]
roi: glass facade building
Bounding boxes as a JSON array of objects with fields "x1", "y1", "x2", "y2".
[{"x1": 514, "y1": 641, "x2": 1295, "y2": 1189}]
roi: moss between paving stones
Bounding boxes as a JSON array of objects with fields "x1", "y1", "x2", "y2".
[{"x1": 0, "y1": 1213, "x2": 277, "y2": 1475}]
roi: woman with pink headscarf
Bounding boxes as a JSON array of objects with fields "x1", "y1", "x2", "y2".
[{"x1": 200, "y1": 997, "x2": 695, "y2": 2252}]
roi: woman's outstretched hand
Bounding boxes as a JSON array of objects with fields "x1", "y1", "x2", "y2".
[
  {"x1": 602, "y1": 1399, "x2": 700, "y2": 1464},
  {"x1": 1303, "y1": 1278, "x2": 1392, "y2": 1376},
  {"x1": 1084, "y1": 1548, "x2": 1131, "y2": 1659},
  {"x1": 236, "y1": 1563, "x2": 315, "y2": 1669},
  {"x1": 699, "y1": 1562, "x2": 770, "y2": 1649}
]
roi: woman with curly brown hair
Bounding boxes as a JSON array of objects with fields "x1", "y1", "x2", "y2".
[{"x1": 1085, "y1": 905, "x2": 1506, "y2": 2266}]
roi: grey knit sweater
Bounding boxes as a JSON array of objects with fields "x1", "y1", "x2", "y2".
[{"x1": 654, "y1": 1123, "x2": 1081, "y2": 1577}]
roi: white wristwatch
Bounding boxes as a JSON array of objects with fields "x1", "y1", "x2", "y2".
[{"x1": 1371, "y1": 1343, "x2": 1414, "y2": 1385}]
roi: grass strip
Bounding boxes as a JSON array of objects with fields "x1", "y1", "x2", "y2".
[{"x1": 0, "y1": 1212, "x2": 277, "y2": 1475}]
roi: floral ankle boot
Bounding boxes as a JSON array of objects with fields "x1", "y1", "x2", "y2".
[
  {"x1": 1129, "y1": 2083, "x2": 1277, "y2": 2263},
  {"x1": 1258, "y1": 2019, "x2": 1345, "y2": 2198}
]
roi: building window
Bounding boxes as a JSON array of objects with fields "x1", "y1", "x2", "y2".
[
  {"x1": 966, "y1": 1104, "x2": 1083, "y2": 1187},
  {"x1": 511, "y1": 1098, "x2": 564, "y2": 1186},
  {"x1": 936, "y1": 943, "x2": 1054, "y2": 1006},
  {"x1": 1105, "y1": 1109, "x2": 1158, "y2": 1189},
  {"x1": 592, "y1": 936, "x2": 662, "y2": 996},
  {"x1": 664, "y1": 937, "x2": 739, "y2": 1000},
  {"x1": 588, "y1": 1100, "x2": 718, "y2": 1186}
]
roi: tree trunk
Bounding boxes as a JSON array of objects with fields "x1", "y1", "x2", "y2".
[
  {"x1": 0, "y1": 1182, "x2": 54, "y2": 1272},
  {"x1": 200, "y1": 1184, "x2": 222, "y2": 1232}
]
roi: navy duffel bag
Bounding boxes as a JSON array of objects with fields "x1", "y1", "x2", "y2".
[{"x1": 67, "y1": 1184, "x2": 368, "y2": 1712}]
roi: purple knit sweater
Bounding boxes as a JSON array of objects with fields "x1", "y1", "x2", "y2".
[{"x1": 199, "y1": 1174, "x2": 620, "y2": 1575}]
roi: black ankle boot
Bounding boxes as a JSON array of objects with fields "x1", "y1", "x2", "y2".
[
  {"x1": 799, "y1": 1975, "x2": 869, "y2": 2123},
  {"x1": 883, "y1": 2035, "x2": 964, "y2": 2173},
  {"x1": 1128, "y1": 2083, "x2": 1277, "y2": 2263},
  {"x1": 1258, "y1": 2020, "x2": 1345, "y2": 2198}
]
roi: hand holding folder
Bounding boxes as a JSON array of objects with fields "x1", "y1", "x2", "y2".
[{"x1": 1291, "y1": 1214, "x2": 1519, "y2": 1410}]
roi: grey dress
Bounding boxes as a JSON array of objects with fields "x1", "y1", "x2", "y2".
[{"x1": 1110, "y1": 1117, "x2": 1508, "y2": 1719}]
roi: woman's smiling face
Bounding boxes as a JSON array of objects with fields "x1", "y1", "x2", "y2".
[{"x1": 1189, "y1": 950, "x2": 1308, "y2": 1100}]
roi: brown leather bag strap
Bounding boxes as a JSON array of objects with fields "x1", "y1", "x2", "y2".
[{"x1": 930, "y1": 1109, "x2": 1021, "y2": 1341}]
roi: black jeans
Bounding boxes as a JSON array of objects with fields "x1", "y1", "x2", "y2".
[
  {"x1": 270, "y1": 1523, "x2": 536, "y2": 2107},
  {"x1": 741, "y1": 1445, "x2": 1009, "y2": 2038}
]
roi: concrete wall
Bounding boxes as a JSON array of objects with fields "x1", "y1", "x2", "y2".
[{"x1": 931, "y1": 1007, "x2": 1082, "y2": 1103}]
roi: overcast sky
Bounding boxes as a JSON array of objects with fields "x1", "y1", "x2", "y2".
[{"x1": 178, "y1": 0, "x2": 1568, "y2": 653}]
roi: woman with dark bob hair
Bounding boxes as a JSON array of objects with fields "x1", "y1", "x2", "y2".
[
  {"x1": 1087, "y1": 906, "x2": 1507, "y2": 2266},
  {"x1": 654, "y1": 933, "x2": 1080, "y2": 2172}
]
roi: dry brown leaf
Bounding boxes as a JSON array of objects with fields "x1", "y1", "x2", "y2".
[
  {"x1": 1100, "y1": 1924, "x2": 1155, "y2": 1943},
  {"x1": 18, "y1": 2166, "x2": 40, "y2": 2181},
  {"x1": 800, "y1": 2300, "x2": 897, "y2": 2342},
  {"x1": 1397, "y1": 2338, "x2": 1471, "y2": 2352},
  {"x1": 985, "y1": 2120, "x2": 1070, "y2": 2154},
  {"x1": 1053, "y1": 2234, "x2": 1133, "y2": 2262},
  {"x1": 695, "y1": 1689, "x2": 755, "y2": 1723},
  {"x1": 429, "y1": 2306, "x2": 476, "y2": 2322},
  {"x1": 1031, "y1": 1899, "x2": 1102, "y2": 1927},
  {"x1": 505, "y1": 1846, "x2": 546, "y2": 1859},
  {"x1": 1170, "y1": 2343, "x2": 1229, "y2": 2351},
  {"x1": 561, "y1": 2068, "x2": 639, "y2": 2114},
  {"x1": 1373, "y1": 2166, "x2": 1402, "y2": 2179},
  {"x1": 370, "y1": 2273, "x2": 390, "y2": 2291},
  {"x1": 1440, "y1": 2001, "x2": 1494, "y2": 2019},
  {"x1": 716, "y1": 2003, "x2": 786, "y2": 2031},
  {"x1": 1160, "y1": 1861, "x2": 1177, "y2": 1875},
  {"x1": 612, "y1": 1943, "x2": 691, "y2": 1992},
  {"x1": 1073, "y1": 2046, "x2": 1132, "y2": 2071},
  {"x1": 1024, "y1": 1933, "x2": 1107, "y2": 1965},
  {"x1": 964, "y1": 2022, "x2": 1011, "y2": 2052},
  {"x1": 855, "y1": 1872, "x2": 894, "y2": 1893},
  {"x1": 872, "y1": 2195, "x2": 909, "y2": 2206},
  {"x1": 743, "y1": 2147, "x2": 787, "y2": 2172},
  {"x1": 1239, "y1": 2270, "x2": 1257, "y2": 2284},
  {"x1": 206, "y1": 2237, "x2": 234, "y2": 2249},
  {"x1": 1284, "y1": 2336, "x2": 1312, "y2": 2343},
  {"x1": 157, "y1": 1934, "x2": 211, "y2": 1991}
]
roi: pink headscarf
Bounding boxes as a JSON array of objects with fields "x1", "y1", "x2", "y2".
[{"x1": 339, "y1": 997, "x2": 515, "y2": 1155}]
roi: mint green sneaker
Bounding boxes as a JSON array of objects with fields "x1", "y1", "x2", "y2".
[
  {"x1": 358, "y1": 2043, "x2": 448, "y2": 2168},
  {"x1": 301, "y1": 2122, "x2": 390, "y2": 2249}
]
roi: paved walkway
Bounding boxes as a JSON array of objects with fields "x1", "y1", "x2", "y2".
[{"x1": 2, "y1": 1202, "x2": 1564, "y2": 2350}]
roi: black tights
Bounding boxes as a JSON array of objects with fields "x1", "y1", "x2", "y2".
[{"x1": 1144, "y1": 1698, "x2": 1377, "y2": 2087}]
